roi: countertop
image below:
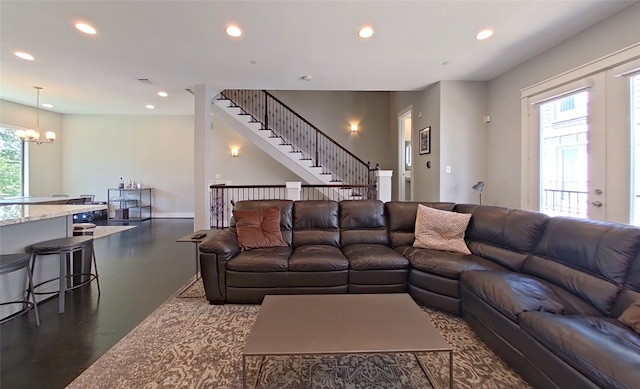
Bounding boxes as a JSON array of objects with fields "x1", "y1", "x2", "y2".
[{"x1": 0, "y1": 204, "x2": 107, "y2": 227}]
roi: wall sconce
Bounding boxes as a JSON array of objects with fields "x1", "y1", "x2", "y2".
[
  {"x1": 231, "y1": 148, "x2": 239, "y2": 157},
  {"x1": 350, "y1": 124, "x2": 359, "y2": 133}
]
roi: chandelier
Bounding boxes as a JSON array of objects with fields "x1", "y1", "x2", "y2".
[{"x1": 15, "y1": 86, "x2": 56, "y2": 144}]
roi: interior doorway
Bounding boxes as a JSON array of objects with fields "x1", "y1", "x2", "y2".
[{"x1": 398, "y1": 108, "x2": 412, "y2": 201}]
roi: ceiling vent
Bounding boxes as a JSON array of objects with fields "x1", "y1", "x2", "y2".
[{"x1": 137, "y1": 78, "x2": 153, "y2": 85}]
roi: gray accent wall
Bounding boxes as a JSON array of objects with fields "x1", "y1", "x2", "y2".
[{"x1": 269, "y1": 91, "x2": 392, "y2": 171}]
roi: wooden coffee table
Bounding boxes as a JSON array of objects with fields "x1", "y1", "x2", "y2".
[{"x1": 242, "y1": 294, "x2": 453, "y2": 388}]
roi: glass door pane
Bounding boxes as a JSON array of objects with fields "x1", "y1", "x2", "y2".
[
  {"x1": 539, "y1": 91, "x2": 589, "y2": 217},
  {"x1": 630, "y1": 74, "x2": 640, "y2": 225}
]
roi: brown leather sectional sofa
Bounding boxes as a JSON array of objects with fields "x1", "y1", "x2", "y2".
[{"x1": 199, "y1": 199, "x2": 640, "y2": 389}]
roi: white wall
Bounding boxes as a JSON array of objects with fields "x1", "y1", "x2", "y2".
[
  {"x1": 62, "y1": 115, "x2": 194, "y2": 217},
  {"x1": 440, "y1": 81, "x2": 488, "y2": 204},
  {"x1": 389, "y1": 82, "x2": 487, "y2": 203},
  {"x1": 413, "y1": 84, "x2": 442, "y2": 202},
  {"x1": 209, "y1": 115, "x2": 300, "y2": 185},
  {"x1": 487, "y1": 2, "x2": 640, "y2": 208},
  {"x1": 61, "y1": 114, "x2": 298, "y2": 217},
  {"x1": 0, "y1": 100, "x2": 64, "y2": 196}
]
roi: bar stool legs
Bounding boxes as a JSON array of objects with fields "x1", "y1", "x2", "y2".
[
  {"x1": 30, "y1": 236, "x2": 100, "y2": 314},
  {"x1": 0, "y1": 254, "x2": 40, "y2": 326}
]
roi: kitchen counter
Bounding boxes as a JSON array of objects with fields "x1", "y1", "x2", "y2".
[
  {"x1": 0, "y1": 204, "x2": 107, "y2": 227},
  {"x1": 0, "y1": 203, "x2": 108, "y2": 318}
]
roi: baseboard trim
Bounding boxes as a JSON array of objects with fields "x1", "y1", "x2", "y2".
[{"x1": 152, "y1": 213, "x2": 194, "y2": 219}]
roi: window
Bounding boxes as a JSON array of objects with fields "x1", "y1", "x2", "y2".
[{"x1": 0, "y1": 127, "x2": 25, "y2": 197}]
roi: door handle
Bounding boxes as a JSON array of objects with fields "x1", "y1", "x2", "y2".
[{"x1": 592, "y1": 201, "x2": 603, "y2": 207}]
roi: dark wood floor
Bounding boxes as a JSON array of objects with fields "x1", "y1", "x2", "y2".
[{"x1": 1, "y1": 218, "x2": 196, "y2": 389}]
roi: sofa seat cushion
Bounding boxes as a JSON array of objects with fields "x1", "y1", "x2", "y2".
[
  {"x1": 226, "y1": 270, "x2": 347, "y2": 288},
  {"x1": 519, "y1": 312, "x2": 640, "y2": 389},
  {"x1": 343, "y1": 244, "x2": 409, "y2": 270},
  {"x1": 289, "y1": 245, "x2": 349, "y2": 272},
  {"x1": 461, "y1": 270, "x2": 601, "y2": 321},
  {"x1": 226, "y1": 247, "x2": 292, "y2": 272},
  {"x1": 405, "y1": 247, "x2": 506, "y2": 279}
]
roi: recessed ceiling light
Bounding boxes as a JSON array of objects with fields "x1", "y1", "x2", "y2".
[
  {"x1": 476, "y1": 29, "x2": 494, "y2": 40},
  {"x1": 146, "y1": 104, "x2": 155, "y2": 110},
  {"x1": 42, "y1": 103, "x2": 53, "y2": 108},
  {"x1": 226, "y1": 25, "x2": 242, "y2": 37},
  {"x1": 157, "y1": 91, "x2": 168, "y2": 97},
  {"x1": 14, "y1": 51, "x2": 34, "y2": 61},
  {"x1": 75, "y1": 22, "x2": 96, "y2": 35},
  {"x1": 358, "y1": 26, "x2": 374, "y2": 39}
]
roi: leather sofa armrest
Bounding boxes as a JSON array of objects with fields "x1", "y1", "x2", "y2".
[
  {"x1": 199, "y1": 229, "x2": 241, "y2": 260},
  {"x1": 199, "y1": 229, "x2": 240, "y2": 305}
]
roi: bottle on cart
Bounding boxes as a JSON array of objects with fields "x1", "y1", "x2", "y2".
[{"x1": 118, "y1": 177, "x2": 124, "y2": 189}]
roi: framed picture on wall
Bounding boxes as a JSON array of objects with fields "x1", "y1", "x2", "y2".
[{"x1": 419, "y1": 126, "x2": 431, "y2": 155}]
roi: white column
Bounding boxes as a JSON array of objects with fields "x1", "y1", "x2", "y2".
[
  {"x1": 194, "y1": 85, "x2": 213, "y2": 231},
  {"x1": 286, "y1": 181, "x2": 302, "y2": 200},
  {"x1": 376, "y1": 170, "x2": 393, "y2": 203}
]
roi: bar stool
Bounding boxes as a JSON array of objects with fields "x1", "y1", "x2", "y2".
[
  {"x1": 0, "y1": 254, "x2": 40, "y2": 326},
  {"x1": 31, "y1": 236, "x2": 100, "y2": 314},
  {"x1": 73, "y1": 223, "x2": 97, "y2": 236}
]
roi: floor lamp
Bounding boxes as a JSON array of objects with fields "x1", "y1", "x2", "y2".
[{"x1": 472, "y1": 181, "x2": 485, "y2": 205}]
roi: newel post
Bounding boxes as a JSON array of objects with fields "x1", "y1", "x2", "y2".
[
  {"x1": 286, "y1": 182, "x2": 302, "y2": 201},
  {"x1": 375, "y1": 170, "x2": 393, "y2": 203}
]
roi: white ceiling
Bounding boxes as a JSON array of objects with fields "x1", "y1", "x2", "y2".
[{"x1": 0, "y1": 0, "x2": 636, "y2": 115}]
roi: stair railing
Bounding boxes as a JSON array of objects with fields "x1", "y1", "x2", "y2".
[{"x1": 219, "y1": 89, "x2": 378, "y2": 189}]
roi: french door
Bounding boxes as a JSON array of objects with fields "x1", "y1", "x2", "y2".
[
  {"x1": 523, "y1": 53, "x2": 640, "y2": 223},
  {"x1": 526, "y1": 73, "x2": 606, "y2": 220}
]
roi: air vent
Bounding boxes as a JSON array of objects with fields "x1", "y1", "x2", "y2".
[{"x1": 137, "y1": 78, "x2": 153, "y2": 84}]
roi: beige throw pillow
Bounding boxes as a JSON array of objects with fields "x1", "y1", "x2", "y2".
[
  {"x1": 619, "y1": 302, "x2": 640, "y2": 334},
  {"x1": 413, "y1": 204, "x2": 471, "y2": 254}
]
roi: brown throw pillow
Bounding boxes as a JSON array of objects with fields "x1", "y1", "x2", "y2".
[
  {"x1": 413, "y1": 204, "x2": 472, "y2": 254},
  {"x1": 619, "y1": 302, "x2": 640, "y2": 334},
  {"x1": 233, "y1": 206, "x2": 287, "y2": 250}
]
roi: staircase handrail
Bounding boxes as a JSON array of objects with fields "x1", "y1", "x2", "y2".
[
  {"x1": 220, "y1": 89, "x2": 377, "y2": 185},
  {"x1": 260, "y1": 90, "x2": 370, "y2": 168}
]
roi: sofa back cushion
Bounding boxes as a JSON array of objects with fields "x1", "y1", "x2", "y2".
[
  {"x1": 454, "y1": 204, "x2": 549, "y2": 271},
  {"x1": 340, "y1": 200, "x2": 388, "y2": 247},
  {"x1": 385, "y1": 201, "x2": 456, "y2": 248},
  {"x1": 523, "y1": 217, "x2": 640, "y2": 316},
  {"x1": 232, "y1": 200, "x2": 293, "y2": 246},
  {"x1": 292, "y1": 200, "x2": 340, "y2": 248}
]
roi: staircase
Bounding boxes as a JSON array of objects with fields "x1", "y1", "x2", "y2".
[{"x1": 211, "y1": 89, "x2": 378, "y2": 200}]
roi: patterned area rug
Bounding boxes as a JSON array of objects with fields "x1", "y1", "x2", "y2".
[{"x1": 67, "y1": 280, "x2": 531, "y2": 389}]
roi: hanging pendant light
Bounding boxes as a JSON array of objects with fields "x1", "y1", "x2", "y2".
[{"x1": 15, "y1": 86, "x2": 56, "y2": 144}]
